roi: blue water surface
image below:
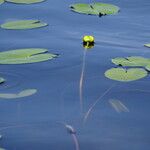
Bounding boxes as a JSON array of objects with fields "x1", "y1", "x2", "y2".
[{"x1": 0, "y1": 0, "x2": 150, "y2": 150}]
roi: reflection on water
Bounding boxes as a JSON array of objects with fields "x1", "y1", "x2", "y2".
[
  {"x1": 109, "y1": 99, "x2": 129, "y2": 113},
  {"x1": 0, "y1": 71, "x2": 24, "y2": 90}
]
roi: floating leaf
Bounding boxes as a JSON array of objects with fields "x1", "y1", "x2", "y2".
[
  {"x1": 5, "y1": 0, "x2": 45, "y2": 4},
  {"x1": 144, "y1": 43, "x2": 150, "y2": 48},
  {"x1": 92, "y1": 3, "x2": 120, "y2": 15},
  {"x1": 0, "y1": 89, "x2": 37, "y2": 99},
  {"x1": 1, "y1": 20, "x2": 47, "y2": 30},
  {"x1": 105, "y1": 68, "x2": 147, "y2": 82},
  {"x1": 112, "y1": 56, "x2": 150, "y2": 67},
  {"x1": 145, "y1": 64, "x2": 150, "y2": 71},
  {"x1": 0, "y1": 48, "x2": 57, "y2": 64},
  {"x1": 0, "y1": 77, "x2": 5, "y2": 84},
  {"x1": 70, "y1": 4, "x2": 96, "y2": 15},
  {"x1": 0, "y1": 0, "x2": 4, "y2": 5},
  {"x1": 0, "y1": 148, "x2": 5, "y2": 150},
  {"x1": 70, "y1": 2, "x2": 120, "y2": 16}
]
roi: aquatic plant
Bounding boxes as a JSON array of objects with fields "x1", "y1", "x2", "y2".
[
  {"x1": 112, "y1": 56, "x2": 150, "y2": 72},
  {"x1": 0, "y1": 48, "x2": 57, "y2": 64},
  {"x1": 5, "y1": 0, "x2": 45, "y2": 4},
  {"x1": 109, "y1": 99, "x2": 129, "y2": 113},
  {"x1": 145, "y1": 64, "x2": 150, "y2": 71},
  {"x1": 82, "y1": 35, "x2": 95, "y2": 49},
  {"x1": 144, "y1": 43, "x2": 150, "y2": 48},
  {"x1": 83, "y1": 84, "x2": 115, "y2": 122},
  {"x1": 60, "y1": 122, "x2": 80, "y2": 150},
  {"x1": 83, "y1": 35, "x2": 94, "y2": 43},
  {"x1": 83, "y1": 65, "x2": 147, "y2": 121},
  {"x1": 112, "y1": 56, "x2": 150, "y2": 67},
  {"x1": 0, "y1": 0, "x2": 4, "y2": 5},
  {"x1": 105, "y1": 68, "x2": 148, "y2": 82},
  {"x1": 70, "y1": 2, "x2": 120, "y2": 16},
  {"x1": 84, "y1": 57, "x2": 148, "y2": 122},
  {"x1": 79, "y1": 48, "x2": 86, "y2": 113},
  {"x1": 79, "y1": 36, "x2": 95, "y2": 113},
  {"x1": 0, "y1": 89, "x2": 37, "y2": 99},
  {"x1": 1, "y1": 20, "x2": 47, "y2": 30},
  {"x1": 0, "y1": 77, "x2": 5, "y2": 84}
]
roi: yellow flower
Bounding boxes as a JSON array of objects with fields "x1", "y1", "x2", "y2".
[{"x1": 83, "y1": 35, "x2": 94, "y2": 43}]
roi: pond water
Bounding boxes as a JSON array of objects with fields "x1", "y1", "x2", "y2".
[{"x1": 0, "y1": 0, "x2": 150, "y2": 150}]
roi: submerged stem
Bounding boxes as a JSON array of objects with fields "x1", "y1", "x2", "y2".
[
  {"x1": 72, "y1": 134, "x2": 80, "y2": 150},
  {"x1": 83, "y1": 84, "x2": 116, "y2": 123},
  {"x1": 79, "y1": 49, "x2": 87, "y2": 114},
  {"x1": 58, "y1": 122, "x2": 80, "y2": 150}
]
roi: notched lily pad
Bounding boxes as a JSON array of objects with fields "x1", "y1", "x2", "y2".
[
  {"x1": 70, "y1": 2, "x2": 120, "y2": 16},
  {"x1": 70, "y1": 4, "x2": 95, "y2": 15},
  {"x1": 105, "y1": 68, "x2": 147, "y2": 82},
  {"x1": 0, "y1": 77, "x2": 5, "y2": 84},
  {"x1": 0, "y1": 48, "x2": 57, "y2": 64},
  {"x1": 1, "y1": 20, "x2": 48, "y2": 30},
  {"x1": 0, "y1": 0, "x2": 4, "y2": 5},
  {"x1": 112, "y1": 56, "x2": 150, "y2": 67},
  {"x1": 0, "y1": 89, "x2": 37, "y2": 99},
  {"x1": 5, "y1": 0, "x2": 45, "y2": 4},
  {"x1": 144, "y1": 43, "x2": 150, "y2": 48}
]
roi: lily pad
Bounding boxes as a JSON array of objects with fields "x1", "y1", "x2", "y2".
[
  {"x1": 5, "y1": 0, "x2": 45, "y2": 4},
  {"x1": 0, "y1": 148, "x2": 5, "y2": 150},
  {"x1": 0, "y1": 89, "x2": 37, "y2": 99},
  {"x1": 112, "y1": 56, "x2": 150, "y2": 67},
  {"x1": 105, "y1": 68, "x2": 147, "y2": 82},
  {"x1": 145, "y1": 64, "x2": 150, "y2": 71},
  {"x1": 0, "y1": 0, "x2": 4, "y2": 5},
  {"x1": 0, "y1": 48, "x2": 57, "y2": 64},
  {"x1": 0, "y1": 77, "x2": 5, "y2": 84},
  {"x1": 144, "y1": 43, "x2": 150, "y2": 48},
  {"x1": 70, "y1": 2, "x2": 120, "y2": 16},
  {"x1": 1, "y1": 20, "x2": 47, "y2": 30}
]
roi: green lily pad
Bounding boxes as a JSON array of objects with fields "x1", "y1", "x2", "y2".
[
  {"x1": 112, "y1": 56, "x2": 150, "y2": 67},
  {"x1": 1, "y1": 20, "x2": 48, "y2": 30},
  {"x1": 0, "y1": 77, "x2": 5, "y2": 84},
  {"x1": 105, "y1": 68, "x2": 147, "y2": 82},
  {"x1": 70, "y1": 2, "x2": 120, "y2": 16},
  {"x1": 70, "y1": 4, "x2": 96, "y2": 15},
  {"x1": 0, "y1": 48, "x2": 57, "y2": 64},
  {"x1": 5, "y1": 0, "x2": 45, "y2": 4},
  {"x1": 0, "y1": 89, "x2": 37, "y2": 99},
  {"x1": 0, "y1": 0, "x2": 4, "y2": 5},
  {"x1": 145, "y1": 64, "x2": 150, "y2": 71},
  {"x1": 144, "y1": 43, "x2": 150, "y2": 48}
]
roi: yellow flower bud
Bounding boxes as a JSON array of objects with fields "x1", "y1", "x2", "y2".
[{"x1": 83, "y1": 35, "x2": 94, "y2": 43}]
